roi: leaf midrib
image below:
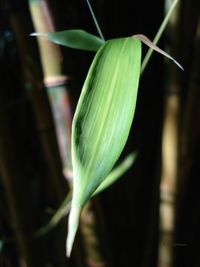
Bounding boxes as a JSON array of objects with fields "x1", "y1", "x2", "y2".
[{"x1": 83, "y1": 38, "x2": 129, "y2": 190}]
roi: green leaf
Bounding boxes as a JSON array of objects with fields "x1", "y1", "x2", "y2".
[
  {"x1": 31, "y1": 29, "x2": 105, "y2": 52},
  {"x1": 67, "y1": 37, "x2": 142, "y2": 256},
  {"x1": 134, "y1": 34, "x2": 183, "y2": 70},
  {"x1": 93, "y1": 152, "x2": 138, "y2": 195}
]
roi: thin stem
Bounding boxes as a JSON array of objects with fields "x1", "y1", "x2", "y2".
[
  {"x1": 86, "y1": 0, "x2": 105, "y2": 41},
  {"x1": 35, "y1": 191, "x2": 72, "y2": 238},
  {"x1": 141, "y1": 0, "x2": 179, "y2": 74}
]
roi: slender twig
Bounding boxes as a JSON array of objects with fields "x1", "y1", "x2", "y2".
[
  {"x1": 86, "y1": 0, "x2": 105, "y2": 40},
  {"x1": 141, "y1": 0, "x2": 179, "y2": 74}
]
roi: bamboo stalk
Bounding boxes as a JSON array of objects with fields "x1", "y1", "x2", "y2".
[
  {"x1": 176, "y1": 0, "x2": 200, "y2": 179},
  {"x1": 0, "y1": 5, "x2": 45, "y2": 267},
  {"x1": 28, "y1": 0, "x2": 72, "y2": 174},
  {"x1": 158, "y1": 0, "x2": 200, "y2": 266},
  {"x1": 181, "y1": 17, "x2": 200, "y2": 166},
  {"x1": 27, "y1": 6, "x2": 72, "y2": 265},
  {"x1": 7, "y1": 3, "x2": 71, "y2": 266},
  {"x1": 9, "y1": 10, "x2": 66, "y2": 203},
  {"x1": 175, "y1": 15, "x2": 200, "y2": 267},
  {"x1": 158, "y1": 91, "x2": 179, "y2": 267},
  {"x1": 158, "y1": 1, "x2": 181, "y2": 267}
]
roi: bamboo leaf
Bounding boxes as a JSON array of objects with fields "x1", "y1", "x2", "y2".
[
  {"x1": 140, "y1": 0, "x2": 179, "y2": 73},
  {"x1": 67, "y1": 37, "x2": 142, "y2": 256},
  {"x1": 31, "y1": 29, "x2": 105, "y2": 52},
  {"x1": 93, "y1": 152, "x2": 138, "y2": 195},
  {"x1": 134, "y1": 34, "x2": 184, "y2": 70}
]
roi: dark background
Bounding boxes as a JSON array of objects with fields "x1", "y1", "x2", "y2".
[{"x1": 0, "y1": 0, "x2": 200, "y2": 267}]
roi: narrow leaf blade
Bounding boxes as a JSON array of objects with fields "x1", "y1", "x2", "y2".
[
  {"x1": 31, "y1": 29, "x2": 105, "y2": 52},
  {"x1": 67, "y1": 37, "x2": 142, "y2": 256},
  {"x1": 67, "y1": 207, "x2": 81, "y2": 257},
  {"x1": 134, "y1": 34, "x2": 184, "y2": 70},
  {"x1": 72, "y1": 37, "x2": 141, "y2": 207},
  {"x1": 93, "y1": 152, "x2": 138, "y2": 195}
]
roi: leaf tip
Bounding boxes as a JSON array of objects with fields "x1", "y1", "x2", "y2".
[
  {"x1": 66, "y1": 206, "x2": 81, "y2": 257},
  {"x1": 125, "y1": 151, "x2": 138, "y2": 167},
  {"x1": 29, "y1": 32, "x2": 46, "y2": 38},
  {"x1": 134, "y1": 34, "x2": 184, "y2": 72},
  {"x1": 172, "y1": 59, "x2": 184, "y2": 71},
  {"x1": 30, "y1": 32, "x2": 38, "y2": 37}
]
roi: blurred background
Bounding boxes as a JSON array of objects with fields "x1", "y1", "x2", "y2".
[{"x1": 0, "y1": 0, "x2": 200, "y2": 266}]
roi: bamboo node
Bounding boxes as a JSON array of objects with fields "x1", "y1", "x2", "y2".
[
  {"x1": 165, "y1": 85, "x2": 180, "y2": 95},
  {"x1": 160, "y1": 189, "x2": 176, "y2": 204},
  {"x1": 44, "y1": 75, "x2": 70, "y2": 88}
]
